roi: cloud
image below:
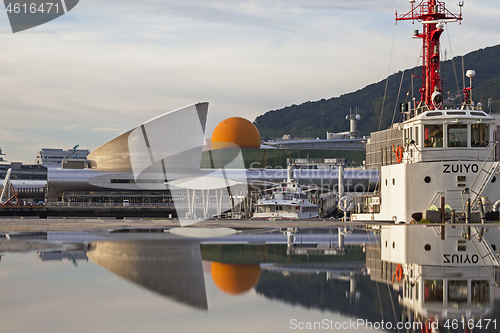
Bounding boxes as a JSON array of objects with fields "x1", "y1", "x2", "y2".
[{"x1": 89, "y1": 0, "x2": 403, "y2": 17}]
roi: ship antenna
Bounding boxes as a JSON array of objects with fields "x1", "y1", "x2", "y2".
[{"x1": 396, "y1": 0, "x2": 462, "y2": 110}]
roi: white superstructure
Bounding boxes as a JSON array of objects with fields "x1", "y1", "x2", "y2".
[{"x1": 353, "y1": 108, "x2": 500, "y2": 223}]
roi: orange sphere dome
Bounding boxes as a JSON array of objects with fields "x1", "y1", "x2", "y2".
[
  {"x1": 211, "y1": 262, "x2": 261, "y2": 295},
  {"x1": 211, "y1": 117, "x2": 261, "y2": 149}
]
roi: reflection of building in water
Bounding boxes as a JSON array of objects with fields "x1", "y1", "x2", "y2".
[
  {"x1": 200, "y1": 242, "x2": 366, "y2": 265},
  {"x1": 38, "y1": 250, "x2": 88, "y2": 262},
  {"x1": 264, "y1": 263, "x2": 366, "y2": 307},
  {"x1": 334, "y1": 271, "x2": 362, "y2": 307},
  {"x1": 367, "y1": 225, "x2": 500, "y2": 329},
  {"x1": 255, "y1": 271, "x2": 398, "y2": 326},
  {"x1": 87, "y1": 240, "x2": 207, "y2": 310},
  {"x1": 285, "y1": 228, "x2": 351, "y2": 256}
]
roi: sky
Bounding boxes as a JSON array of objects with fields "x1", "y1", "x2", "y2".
[{"x1": 0, "y1": 0, "x2": 500, "y2": 162}]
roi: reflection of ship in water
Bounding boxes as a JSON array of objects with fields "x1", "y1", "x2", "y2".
[
  {"x1": 367, "y1": 225, "x2": 500, "y2": 331},
  {"x1": 87, "y1": 240, "x2": 208, "y2": 310}
]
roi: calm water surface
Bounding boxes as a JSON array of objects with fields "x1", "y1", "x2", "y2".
[{"x1": 0, "y1": 226, "x2": 498, "y2": 333}]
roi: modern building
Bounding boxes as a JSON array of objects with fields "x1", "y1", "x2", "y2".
[
  {"x1": 264, "y1": 109, "x2": 367, "y2": 151},
  {"x1": 35, "y1": 148, "x2": 90, "y2": 166},
  {"x1": 0, "y1": 147, "x2": 47, "y2": 203},
  {"x1": 263, "y1": 138, "x2": 366, "y2": 151},
  {"x1": 46, "y1": 103, "x2": 219, "y2": 218}
]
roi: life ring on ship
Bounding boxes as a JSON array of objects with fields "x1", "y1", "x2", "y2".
[
  {"x1": 395, "y1": 146, "x2": 403, "y2": 163},
  {"x1": 395, "y1": 264, "x2": 404, "y2": 282}
]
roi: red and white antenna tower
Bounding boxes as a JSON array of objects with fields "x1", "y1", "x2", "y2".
[{"x1": 396, "y1": 0, "x2": 462, "y2": 109}]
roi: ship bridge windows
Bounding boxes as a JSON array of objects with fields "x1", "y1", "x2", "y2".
[
  {"x1": 258, "y1": 206, "x2": 272, "y2": 213},
  {"x1": 448, "y1": 280, "x2": 468, "y2": 304},
  {"x1": 426, "y1": 111, "x2": 442, "y2": 117},
  {"x1": 421, "y1": 123, "x2": 490, "y2": 149},
  {"x1": 447, "y1": 124, "x2": 467, "y2": 147},
  {"x1": 424, "y1": 279, "x2": 443, "y2": 303},
  {"x1": 424, "y1": 124, "x2": 443, "y2": 147},
  {"x1": 446, "y1": 111, "x2": 466, "y2": 116},
  {"x1": 471, "y1": 280, "x2": 490, "y2": 304},
  {"x1": 471, "y1": 124, "x2": 489, "y2": 147}
]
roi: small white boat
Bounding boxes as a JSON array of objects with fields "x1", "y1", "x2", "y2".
[{"x1": 252, "y1": 180, "x2": 319, "y2": 219}]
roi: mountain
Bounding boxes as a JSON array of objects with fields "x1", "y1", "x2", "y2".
[{"x1": 254, "y1": 45, "x2": 500, "y2": 140}]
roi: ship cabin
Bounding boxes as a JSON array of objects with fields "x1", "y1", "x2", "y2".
[
  {"x1": 356, "y1": 102, "x2": 499, "y2": 222},
  {"x1": 270, "y1": 181, "x2": 307, "y2": 201},
  {"x1": 400, "y1": 104, "x2": 495, "y2": 164},
  {"x1": 398, "y1": 263, "x2": 494, "y2": 321},
  {"x1": 378, "y1": 225, "x2": 498, "y2": 321}
]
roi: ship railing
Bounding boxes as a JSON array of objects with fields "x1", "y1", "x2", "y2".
[
  {"x1": 411, "y1": 103, "x2": 487, "y2": 116},
  {"x1": 470, "y1": 227, "x2": 500, "y2": 284},
  {"x1": 468, "y1": 142, "x2": 499, "y2": 211},
  {"x1": 46, "y1": 201, "x2": 234, "y2": 209},
  {"x1": 427, "y1": 192, "x2": 445, "y2": 210}
]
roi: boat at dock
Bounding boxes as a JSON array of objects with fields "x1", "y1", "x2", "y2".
[{"x1": 252, "y1": 179, "x2": 320, "y2": 220}]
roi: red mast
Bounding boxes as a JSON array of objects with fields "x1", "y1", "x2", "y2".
[{"x1": 396, "y1": 0, "x2": 462, "y2": 109}]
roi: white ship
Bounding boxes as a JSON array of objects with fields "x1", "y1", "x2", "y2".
[
  {"x1": 351, "y1": 0, "x2": 500, "y2": 224},
  {"x1": 253, "y1": 180, "x2": 319, "y2": 219}
]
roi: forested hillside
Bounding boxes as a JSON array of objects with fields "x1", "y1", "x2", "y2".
[{"x1": 254, "y1": 45, "x2": 500, "y2": 139}]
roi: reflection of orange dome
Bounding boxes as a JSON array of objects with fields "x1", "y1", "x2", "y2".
[
  {"x1": 211, "y1": 262, "x2": 261, "y2": 295},
  {"x1": 211, "y1": 117, "x2": 261, "y2": 149}
]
